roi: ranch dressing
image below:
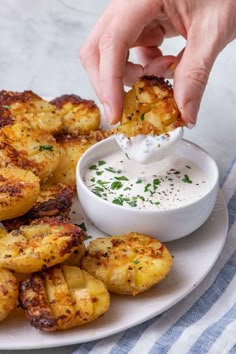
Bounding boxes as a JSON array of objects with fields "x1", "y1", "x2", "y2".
[{"x1": 83, "y1": 150, "x2": 210, "y2": 210}]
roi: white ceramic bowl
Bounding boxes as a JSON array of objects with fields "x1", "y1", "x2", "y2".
[{"x1": 76, "y1": 136, "x2": 219, "y2": 242}]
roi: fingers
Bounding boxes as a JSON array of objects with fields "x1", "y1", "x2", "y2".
[
  {"x1": 80, "y1": 1, "x2": 163, "y2": 124},
  {"x1": 174, "y1": 27, "x2": 219, "y2": 125}
]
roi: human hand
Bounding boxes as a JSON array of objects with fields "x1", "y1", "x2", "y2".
[{"x1": 80, "y1": 0, "x2": 236, "y2": 126}]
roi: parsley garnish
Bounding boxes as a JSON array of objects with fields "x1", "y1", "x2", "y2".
[
  {"x1": 115, "y1": 176, "x2": 129, "y2": 181},
  {"x1": 89, "y1": 164, "x2": 97, "y2": 170},
  {"x1": 112, "y1": 198, "x2": 123, "y2": 205},
  {"x1": 133, "y1": 259, "x2": 140, "y2": 264},
  {"x1": 153, "y1": 178, "x2": 160, "y2": 191},
  {"x1": 144, "y1": 183, "x2": 152, "y2": 192},
  {"x1": 111, "y1": 181, "x2": 123, "y2": 190},
  {"x1": 38, "y1": 145, "x2": 53, "y2": 151},
  {"x1": 136, "y1": 179, "x2": 142, "y2": 184},
  {"x1": 182, "y1": 174, "x2": 192, "y2": 183},
  {"x1": 98, "y1": 160, "x2": 106, "y2": 166},
  {"x1": 2, "y1": 105, "x2": 11, "y2": 109},
  {"x1": 140, "y1": 113, "x2": 145, "y2": 121},
  {"x1": 75, "y1": 222, "x2": 87, "y2": 232}
]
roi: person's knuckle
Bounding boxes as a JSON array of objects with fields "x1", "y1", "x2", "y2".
[
  {"x1": 187, "y1": 66, "x2": 209, "y2": 90},
  {"x1": 98, "y1": 31, "x2": 115, "y2": 52}
]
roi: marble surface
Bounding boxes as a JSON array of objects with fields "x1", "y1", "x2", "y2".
[{"x1": 0, "y1": 0, "x2": 235, "y2": 353}]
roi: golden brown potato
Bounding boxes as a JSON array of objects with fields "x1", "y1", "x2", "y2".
[
  {"x1": 2, "y1": 181, "x2": 74, "y2": 231},
  {"x1": 19, "y1": 265, "x2": 110, "y2": 331},
  {"x1": 0, "y1": 122, "x2": 61, "y2": 181},
  {"x1": 0, "y1": 217, "x2": 85, "y2": 273},
  {"x1": 0, "y1": 90, "x2": 62, "y2": 134},
  {"x1": 0, "y1": 268, "x2": 18, "y2": 322},
  {"x1": 50, "y1": 94, "x2": 101, "y2": 136},
  {"x1": 0, "y1": 167, "x2": 40, "y2": 221},
  {"x1": 64, "y1": 242, "x2": 86, "y2": 266},
  {"x1": 50, "y1": 129, "x2": 112, "y2": 187},
  {"x1": 117, "y1": 76, "x2": 184, "y2": 137},
  {"x1": 82, "y1": 233, "x2": 173, "y2": 296}
]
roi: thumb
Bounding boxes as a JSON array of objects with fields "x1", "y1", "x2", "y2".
[{"x1": 174, "y1": 30, "x2": 219, "y2": 126}]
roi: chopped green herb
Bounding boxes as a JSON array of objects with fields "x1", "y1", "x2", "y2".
[
  {"x1": 133, "y1": 259, "x2": 140, "y2": 264},
  {"x1": 85, "y1": 235, "x2": 92, "y2": 240},
  {"x1": 98, "y1": 160, "x2": 106, "y2": 166},
  {"x1": 115, "y1": 176, "x2": 129, "y2": 181},
  {"x1": 2, "y1": 105, "x2": 11, "y2": 109},
  {"x1": 136, "y1": 179, "x2": 142, "y2": 184},
  {"x1": 75, "y1": 222, "x2": 87, "y2": 232},
  {"x1": 89, "y1": 164, "x2": 97, "y2": 170},
  {"x1": 124, "y1": 186, "x2": 131, "y2": 191},
  {"x1": 90, "y1": 177, "x2": 95, "y2": 182},
  {"x1": 127, "y1": 199, "x2": 137, "y2": 207},
  {"x1": 153, "y1": 178, "x2": 160, "y2": 191},
  {"x1": 186, "y1": 165, "x2": 191, "y2": 169},
  {"x1": 112, "y1": 198, "x2": 123, "y2": 205},
  {"x1": 140, "y1": 113, "x2": 145, "y2": 121},
  {"x1": 138, "y1": 195, "x2": 145, "y2": 201},
  {"x1": 97, "y1": 180, "x2": 109, "y2": 186},
  {"x1": 174, "y1": 170, "x2": 180, "y2": 175},
  {"x1": 111, "y1": 181, "x2": 123, "y2": 190},
  {"x1": 144, "y1": 183, "x2": 151, "y2": 192},
  {"x1": 182, "y1": 174, "x2": 192, "y2": 183},
  {"x1": 38, "y1": 145, "x2": 53, "y2": 151},
  {"x1": 96, "y1": 171, "x2": 103, "y2": 176},
  {"x1": 155, "y1": 201, "x2": 160, "y2": 206},
  {"x1": 105, "y1": 167, "x2": 117, "y2": 173}
]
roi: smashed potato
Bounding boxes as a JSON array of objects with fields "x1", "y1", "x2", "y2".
[
  {"x1": 0, "y1": 90, "x2": 62, "y2": 134},
  {"x1": 0, "y1": 268, "x2": 18, "y2": 322},
  {"x1": 19, "y1": 265, "x2": 110, "y2": 331},
  {"x1": 117, "y1": 76, "x2": 184, "y2": 137},
  {"x1": 2, "y1": 181, "x2": 74, "y2": 231},
  {"x1": 0, "y1": 167, "x2": 40, "y2": 221},
  {"x1": 82, "y1": 233, "x2": 173, "y2": 295},
  {"x1": 50, "y1": 94, "x2": 101, "y2": 136},
  {"x1": 0, "y1": 217, "x2": 85, "y2": 273},
  {"x1": 51, "y1": 129, "x2": 112, "y2": 186},
  {"x1": 0, "y1": 122, "x2": 61, "y2": 181}
]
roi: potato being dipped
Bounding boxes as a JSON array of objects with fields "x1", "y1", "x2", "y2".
[
  {"x1": 115, "y1": 76, "x2": 184, "y2": 163},
  {"x1": 81, "y1": 233, "x2": 173, "y2": 296}
]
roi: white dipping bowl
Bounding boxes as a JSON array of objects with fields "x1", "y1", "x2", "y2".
[{"x1": 76, "y1": 136, "x2": 219, "y2": 242}]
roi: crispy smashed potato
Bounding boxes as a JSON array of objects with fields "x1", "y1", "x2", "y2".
[
  {"x1": 64, "y1": 243, "x2": 86, "y2": 266},
  {"x1": 0, "y1": 268, "x2": 18, "y2": 322},
  {"x1": 19, "y1": 265, "x2": 110, "y2": 331},
  {"x1": 117, "y1": 76, "x2": 184, "y2": 137},
  {"x1": 0, "y1": 217, "x2": 85, "y2": 273},
  {"x1": 0, "y1": 167, "x2": 40, "y2": 221},
  {"x1": 50, "y1": 129, "x2": 112, "y2": 186},
  {"x1": 50, "y1": 94, "x2": 101, "y2": 136},
  {"x1": 0, "y1": 90, "x2": 62, "y2": 134},
  {"x1": 82, "y1": 233, "x2": 173, "y2": 296},
  {"x1": 0, "y1": 122, "x2": 61, "y2": 181},
  {"x1": 2, "y1": 182, "x2": 74, "y2": 231}
]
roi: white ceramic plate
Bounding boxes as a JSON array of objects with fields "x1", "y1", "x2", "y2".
[{"x1": 0, "y1": 190, "x2": 228, "y2": 350}]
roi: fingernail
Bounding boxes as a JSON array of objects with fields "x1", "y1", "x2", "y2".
[
  {"x1": 184, "y1": 100, "x2": 198, "y2": 128},
  {"x1": 103, "y1": 103, "x2": 113, "y2": 124}
]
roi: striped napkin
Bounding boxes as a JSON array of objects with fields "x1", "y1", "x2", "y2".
[{"x1": 73, "y1": 158, "x2": 236, "y2": 354}]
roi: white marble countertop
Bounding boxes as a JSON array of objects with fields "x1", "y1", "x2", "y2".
[{"x1": 0, "y1": 1, "x2": 235, "y2": 353}]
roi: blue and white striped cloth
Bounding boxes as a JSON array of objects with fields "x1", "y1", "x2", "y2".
[{"x1": 73, "y1": 158, "x2": 236, "y2": 354}]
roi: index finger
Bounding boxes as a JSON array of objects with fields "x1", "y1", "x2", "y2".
[{"x1": 98, "y1": 3, "x2": 162, "y2": 124}]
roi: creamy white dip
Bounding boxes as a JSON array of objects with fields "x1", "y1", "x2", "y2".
[{"x1": 83, "y1": 150, "x2": 210, "y2": 210}]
